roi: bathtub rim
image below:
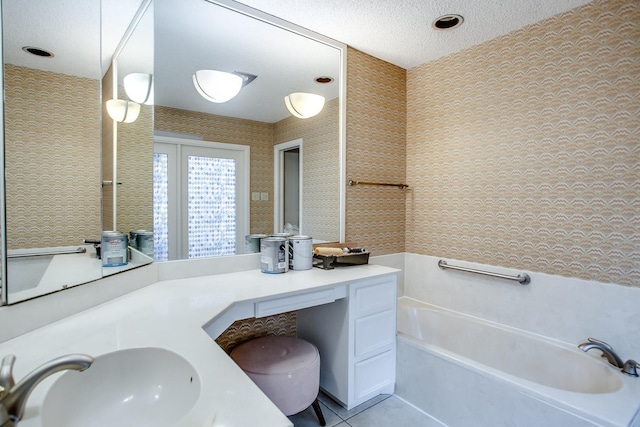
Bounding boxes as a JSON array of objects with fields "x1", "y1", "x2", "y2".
[{"x1": 396, "y1": 296, "x2": 640, "y2": 427}]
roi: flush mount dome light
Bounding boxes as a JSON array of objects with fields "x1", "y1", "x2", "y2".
[
  {"x1": 284, "y1": 92, "x2": 325, "y2": 119},
  {"x1": 106, "y1": 99, "x2": 141, "y2": 123},
  {"x1": 433, "y1": 14, "x2": 464, "y2": 30},
  {"x1": 124, "y1": 73, "x2": 154, "y2": 105},
  {"x1": 192, "y1": 70, "x2": 243, "y2": 103}
]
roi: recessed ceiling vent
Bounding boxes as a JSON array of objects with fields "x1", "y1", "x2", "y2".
[
  {"x1": 22, "y1": 46, "x2": 54, "y2": 58},
  {"x1": 433, "y1": 14, "x2": 464, "y2": 30},
  {"x1": 315, "y1": 76, "x2": 334, "y2": 84}
]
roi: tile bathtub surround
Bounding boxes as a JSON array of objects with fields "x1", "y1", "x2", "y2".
[
  {"x1": 406, "y1": 0, "x2": 640, "y2": 287},
  {"x1": 404, "y1": 253, "x2": 640, "y2": 359}
]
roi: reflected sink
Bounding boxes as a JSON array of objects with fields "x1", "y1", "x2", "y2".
[{"x1": 41, "y1": 347, "x2": 201, "y2": 427}]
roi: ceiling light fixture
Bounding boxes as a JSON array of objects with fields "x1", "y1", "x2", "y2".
[
  {"x1": 124, "y1": 73, "x2": 154, "y2": 105},
  {"x1": 192, "y1": 70, "x2": 243, "y2": 103},
  {"x1": 106, "y1": 99, "x2": 141, "y2": 123},
  {"x1": 284, "y1": 92, "x2": 325, "y2": 119},
  {"x1": 433, "y1": 14, "x2": 464, "y2": 30}
]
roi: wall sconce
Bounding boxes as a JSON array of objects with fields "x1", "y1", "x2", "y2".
[
  {"x1": 106, "y1": 99, "x2": 141, "y2": 123},
  {"x1": 284, "y1": 92, "x2": 325, "y2": 119},
  {"x1": 124, "y1": 73, "x2": 154, "y2": 105},
  {"x1": 192, "y1": 70, "x2": 243, "y2": 103}
]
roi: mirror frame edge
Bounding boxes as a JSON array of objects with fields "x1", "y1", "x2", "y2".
[
  {"x1": 207, "y1": 0, "x2": 347, "y2": 243},
  {"x1": 0, "y1": 0, "x2": 7, "y2": 305}
]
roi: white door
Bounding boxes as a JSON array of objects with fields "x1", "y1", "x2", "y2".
[{"x1": 154, "y1": 137, "x2": 248, "y2": 260}]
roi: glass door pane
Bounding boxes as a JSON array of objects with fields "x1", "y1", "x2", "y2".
[{"x1": 186, "y1": 155, "x2": 237, "y2": 258}]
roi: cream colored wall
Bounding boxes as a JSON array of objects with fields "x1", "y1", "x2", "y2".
[
  {"x1": 345, "y1": 47, "x2": 407, "y2": 255},
  {"x1": 116, "y1": 85, "x2": 154, "y2": 234},
  {"x1": 274, "y1": 97, "x2": 340, "y2": 241},
  {"x1": 4, "y1": 65, "x2": 102, "y2": 249},
  {"x1": 406, "y1": 0, "x2": 640, "y2": 287},
  {"x1": 154, "y1": 106, "x2": 274, "y2": 234}
]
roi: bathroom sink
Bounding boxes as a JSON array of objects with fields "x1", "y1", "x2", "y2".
[{"x1": 41, "y1": 347, "x2": 201, "y2": 427}]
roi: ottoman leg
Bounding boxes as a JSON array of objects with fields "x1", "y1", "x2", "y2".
[{"x1": 311, "y1": 398, "x2": 326, "y2": 426}]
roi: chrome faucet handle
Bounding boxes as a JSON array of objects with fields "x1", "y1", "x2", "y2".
[
  {"x1": 622, "y1": 360, "x2": 639, "y2": 377},
  {"x1": 0, "y1": 355, "x2": 16, "y2": 395},
  {"x1": 587, "y1": 337, "x2": 614, "y2": 351}
]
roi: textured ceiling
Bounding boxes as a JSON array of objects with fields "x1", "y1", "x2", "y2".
[
  {"x1": 234, "y1": 0, "x2": 594, "y2": 69},
  {"x1": 4, "y1": 0, "x2": 595, "y2": 122}
]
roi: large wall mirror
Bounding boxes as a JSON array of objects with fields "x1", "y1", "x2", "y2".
[
  {"x1": 0, "y1": 0, "x2": 153, "y2": 304},
  {"x1": 0, "y1": 0, "x2": 345, "y2": 304},
  {"x1": 153, "y1": 0, "x2": 345, "y2": 261}
]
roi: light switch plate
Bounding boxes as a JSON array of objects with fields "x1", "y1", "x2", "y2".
[
  {"x1": 260, "y1": 192, "x2": 269, "y2": 201},
  {"x1": 251, "y1": 192, "x2": 260, "y2": 201}
]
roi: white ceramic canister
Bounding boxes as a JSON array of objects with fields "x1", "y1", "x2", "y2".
[
  {"x1": 289, "y1": 235, "x2": 313, "y2": 270},
  {"x1": 101, "y1": 231, "x2": 128, "y2": 267},
  {"x1": 260, "y1": 237, "x2": 289, "y2": 274},
  {"x1": 244, "y1": 233, "x2": 268, "y2": 254}
]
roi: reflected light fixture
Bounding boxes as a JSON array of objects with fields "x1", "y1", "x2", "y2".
[
  {"x1": 192, "y1": 70, "x2": 243, "y2": 103},
  {"x1": 106, "y1": 99, "x2": 141, "y2": 123},
  {"x1": 284, "y1": 92, "x2": 325, "y2": 119},
  {"x1": 124, "y1": 73, "x2": 154, "y2": 105}
]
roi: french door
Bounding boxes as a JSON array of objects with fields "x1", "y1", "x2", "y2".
[{"x1": 153, "y1": 136, "x2": 248, "y2": 261}]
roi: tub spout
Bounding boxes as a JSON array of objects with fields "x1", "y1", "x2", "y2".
[
  {"x1": 0, "y1": 354, "x2": 94, "y2": 427},
  {"x1": 578, "y1": 338, "x2": 624, "y2": 369}
]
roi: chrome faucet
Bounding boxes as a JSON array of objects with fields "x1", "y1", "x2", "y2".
[
  {"x1": 578, "y1": 338, "x2": 624, "y2": 368},
  {"x1": 578, "y1": 338, "x2": 640, "y2": 377},
  {"x1": 622, "y1": 359, "x2": 639, "y2": 377},
  {"x1": 0, "y1": 354, "x2": 94, "y2": 427}
]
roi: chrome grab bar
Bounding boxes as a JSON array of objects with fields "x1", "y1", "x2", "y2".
[
  {"x1": 438, "y1": 260, "x2": 530, "y2": 285},
  {"x1": 7, "y1": 247, "x2": 87, "y2": 259}
]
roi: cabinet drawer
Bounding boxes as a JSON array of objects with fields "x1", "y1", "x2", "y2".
[
  {"x1": 354, "y1": 350, "x2": 394, "y2": 401},
  {"x1": 255, "y1": 288, "x2": 336, "y2": 317},
  {"x1": 354, "y1": 278, "x2": 395, "y2": 317},
  {"x1": 354, "y1": 309, "x2": 395, "y2": 357}
]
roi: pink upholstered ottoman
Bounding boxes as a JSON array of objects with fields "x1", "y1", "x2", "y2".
[{"x1": 231, "y1": 336, "x2": 326, "y2": 425}]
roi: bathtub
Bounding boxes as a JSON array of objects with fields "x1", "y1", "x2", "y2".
[{"x1": 395, "y1": 297, "x2": 640, "y2": 427}]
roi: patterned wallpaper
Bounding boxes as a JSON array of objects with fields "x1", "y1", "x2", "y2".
[
  {"x1": 345, "y1": 48, "x2": 407, "y2": 255},
  {"x1": 101, "y1": 66, "x2": 115, "y2": 230},
  {"x1": 4, "y1": 65, "x2": 102, "y2": 249},
  {"x1": 406, "y1": 0, "x2": 640, "y2": 286},
  {"x1": 155, "y1": 107, "x2": 274, "y2": 234},
  {"x1": 274, "y1": 97, "x2": 341, "y2": 241},
  {"x1": 116, "y1": 82, "x2": 154, "y2": 234},
  {"x1": 215, "y1": 312, "x2": 297, "y2": 354}
]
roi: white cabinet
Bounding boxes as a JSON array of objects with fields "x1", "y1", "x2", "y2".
[{"x1": 297, "y1": 273, "x2": 397, "y2": 409}]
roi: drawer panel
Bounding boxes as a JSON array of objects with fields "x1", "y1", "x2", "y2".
[
  {"x1": 354, "y1": 279, "x2": 395, "y2": 316},
  {"x1": 255, "y1": 288, "x2": 335, "y2": 317},
  {"x1": 354, "y1": 309, "x2": 395, "y2": 357},
  {"x1": 354, "y1": 350, "x2": 394, "y2": 401}
]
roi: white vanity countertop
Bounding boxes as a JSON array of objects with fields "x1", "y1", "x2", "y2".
[{"x1": 0, "y1": 264, "x2": 399, "y2": 427}]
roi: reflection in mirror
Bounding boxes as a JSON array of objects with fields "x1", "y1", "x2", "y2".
[
  {"x1": 153, "y1": 0, "x2": 344, "y2": 260},
  {"x1": 101, "y1": 0, "x2": 155, "y2": 274},
  {"x1": 1, "y1": 0, "x2": 151, "y2": 304}
]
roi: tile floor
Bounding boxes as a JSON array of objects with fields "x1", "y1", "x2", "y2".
[{"x1": 288, "y1": 392, "x2": 444, "y2": 427}]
